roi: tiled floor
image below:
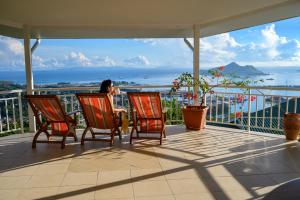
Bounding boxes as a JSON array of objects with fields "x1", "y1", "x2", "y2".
[{"x1": 1, "y1": 125, "x2": 300, "y2": 200}]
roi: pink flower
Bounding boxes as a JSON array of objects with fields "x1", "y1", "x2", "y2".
[
  {"x1": 250, "y1": 96, "x2": 256, "y2": 102},
  {"x1": 237, "y1": 94, "x2": 245, "y2": 103},
  {"x1": 218, "y1": 66, "x2": 225, "y2": 71}
]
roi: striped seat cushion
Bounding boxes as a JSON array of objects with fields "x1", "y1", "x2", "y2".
[
  {"x1": 78, "y1": 96, "x2": 114, "y2": 129},
  {"x1": 140, "y1": 119, "x2": 163, "y2": 132},
  {"x1": 31, "y1": 98, "x2": 65, "y2": 121},
  {"x1": 130, "y1": 95, "x2": 161, "y2": 119}
]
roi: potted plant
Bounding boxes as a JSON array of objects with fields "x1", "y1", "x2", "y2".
[
  {"x1": 283, "y1": 113, "x2": 300, "y2": 140},
  {"x1": 170, "y1": 66, "x2": 228, "y2": 130}
]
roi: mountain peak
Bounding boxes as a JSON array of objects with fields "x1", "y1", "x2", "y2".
[{"x1": 211, "y1": 62, "x2": 266, "y2": 76}]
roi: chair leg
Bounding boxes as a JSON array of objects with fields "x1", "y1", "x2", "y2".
[
  {"x1": 61, "y1": 135, "x2": 67, "y2": 149},
  {"x1": 32, "y1": 130, "x2": 42, "y2": 149},
  {"x1": 163, "y1": 128, "x2": 166, "y2": 138},
  {"x1": 110, "y1": 129, "x2": 115, "y2": 147},
  {"x1": 71, "y1": 126, "x2": 78, "y2": 142},
  {"x1": 159, "y1": 131, "x2": 163, "y2": 145},
  {"x1": 117, "y1": 127, "x2": 122, "y2": 140},
  {"x1": 45, "y1": 130, "x2": 51, "y2": 141},
  {"x1": 130, "y1": 126, "x2": 135, "y2": 144},
  {"x1": 81, "y1": 127, "x2": 90, "y2": 145},
  {"x1": 90, "y1": 128, "x2": 96, "y2": 139}
]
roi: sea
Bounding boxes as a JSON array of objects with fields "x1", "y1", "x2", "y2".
[{"x1": 1, "y1": 66, "x2": 300, "y2": 87}]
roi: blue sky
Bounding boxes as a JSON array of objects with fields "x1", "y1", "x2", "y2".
[{"x1": 0, "y1": 16, "x2": 300, "y2": 71}]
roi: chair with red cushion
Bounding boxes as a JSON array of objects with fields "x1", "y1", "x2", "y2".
[
  {"x1": 26, "y1": 95, "x2": 78, "y2": 149},
  {"x1": 76, "y1": 93, "x2": 121, "y2": 146},
  {"x1": 127, "y1": 92, "x2": 166, "y2": 145}
]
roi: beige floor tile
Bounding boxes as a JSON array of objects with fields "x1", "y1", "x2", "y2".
[
  {"x1": 98, "y1": 170, "x2": 130, "y2": 184},
  {"x1": 164, "y1": 168, "x2": 199, "y2": 180},
  {"x1": 268, "y1": 173, "x2": 300, "y2": 184},
  {"x1": 0, "y1": 176, "x2": 31, "y2": 189},
  {"x1": 1, "y1": 165, "x2": 39, "y2": 176},
  {"x1": 68, "y1": 159, "x2": 101, "y2": 172},
  {"x1": 131, "y1": 168, "x2": 165, "y2": 181},
  {"x1": 34, "y1": 164, "x2": 70, "y2": 175},
  {"x1": 215, "y1": 191, "x2": 254, "y2": 200},
  {"x1": 133, "y1": 180, "x2": 172, "y2": 197},
  {"x1": 94, "y1": 183, "x2": 134, "y2": 199},
  {"x1": 57, "y1": 185, "x2": 95, "y2": 200},
  {"x1": 168, "y1": 178, "x2": 215, "y2": 194},
  {"x1": 0, "y1": 189, "x2": 22, "y2": 200},
  {"x1": 27, "y1": 174, "x2": 65, "y2": 188},
  {"x1": 135, "y1": 195, "x2": 175, "y2": 200},
  {"x1": 174, "y1": 193, "x2": 216, "y2": 200},
  {"x1": 18, "y1": 187, "x2": 58, "y2": 200},
  {"x1": 212, "y1": 176, "x2": 248, "y2": 191},
  {"x1": 62, "y1": 172, "x2": 98, "y2": 186}
]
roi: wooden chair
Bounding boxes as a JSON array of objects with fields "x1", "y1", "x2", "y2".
[
  {"x1": 127, "y1": 92, "x2": 166, "y2": 145},
  {"x1": 26, "y1": 95, "x2": 78, "y2": 149},
  {"x1": 76, "y1": 93, "x2": 122, "y2": 146}
]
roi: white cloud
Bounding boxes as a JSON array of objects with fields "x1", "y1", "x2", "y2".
[
  {"x1": 261, "y1": 24, "x2": 287, "y2": 59},
  {"x1": 123, "y1": 55, "x2": 150, "y2": 66},
  {"x1": 294, "y1": 40, "x2": 300, "y2": 49},
  {"x1": 0, "y1": 36, "x2": 24, "y2": 69},
  {"x1": 94, "y1": 56, "x2": 116, "y2": 66},
  {"x1": 198, "y1": 33, "x2": 240, "y2": 66},
  {"x1": 64, "y1": 51, "x2": 92, "y2": 67}
]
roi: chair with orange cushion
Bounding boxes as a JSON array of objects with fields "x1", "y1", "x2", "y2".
[
  {"x1": 127, "y1": 92, "x2": 166, "y2": 145},
  {"x1": 76, "y1": 93, "x2": 122, "y2": 146},
  {"x1": 26, "y1": 95, "x2": 78, "y2": 149}
]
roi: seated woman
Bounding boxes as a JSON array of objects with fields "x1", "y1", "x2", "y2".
[{"x1": 100, "y1": 79, "x2": 126, "y2": 113}]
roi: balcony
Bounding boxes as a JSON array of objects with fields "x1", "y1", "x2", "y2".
[{"x1": 1, "y1": 85, "x2": 300, "y2": 199}]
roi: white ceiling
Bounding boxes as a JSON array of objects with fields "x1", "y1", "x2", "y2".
[{"x1": 0, "y1": 0, "x2": 300, "y2": 38}]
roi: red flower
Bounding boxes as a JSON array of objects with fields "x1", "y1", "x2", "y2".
[
  {"x1": 218, "y1": 66, "x2": 225, "y2": 71},
  {"x1": 236, "y1": 112, "x2": 241, "y2": 118},
  {"x1": 237, "y1": 94, "x2": 245, "y2": 103},
  {"x1": 250, "y1": 96, "x2": 256, "y2": 102},
  {"x1": 192, "y1": 93, "x2": 198, "y2": 100}
]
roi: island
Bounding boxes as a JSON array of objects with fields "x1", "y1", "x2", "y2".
[{"x1": 210, "y1": 62, "x2": 267, "y2": 76}]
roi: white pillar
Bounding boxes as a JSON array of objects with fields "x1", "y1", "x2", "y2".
[
  {"x1": 193, "y1": 25, "x2": 200, "y2": 105},
  {"x1": 23, "y1": 26, "x2": 36, "y2": 132}
]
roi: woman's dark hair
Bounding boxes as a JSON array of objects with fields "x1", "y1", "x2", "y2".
[{"x1": 100, "y1": 79, "x2": 112, "y2": 93}]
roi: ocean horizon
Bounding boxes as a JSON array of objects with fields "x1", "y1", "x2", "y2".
[{"x1": 0, "y1": 66, "x2": 300, "y2": 86}]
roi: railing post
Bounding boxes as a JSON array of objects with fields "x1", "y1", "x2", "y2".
[
  {"x1": 193, "y1": 25, "x2": 200, "y2": 105},
  {"x1": 18, "y1": 92, "x2": 24, "y2": 134},
  {"x1": 247, "y1": 89, "x2": 251, "y2": 133},
  {"x1": 24, "y1": 25, "x2": 36, "y2": 133}
]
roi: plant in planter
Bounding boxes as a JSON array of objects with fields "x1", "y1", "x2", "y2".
[
  {"x1": 170, "y1": 66, "x2": 229, "y2": 130},
  {"x1": 170, "y1": 66, "x2": 262, "y2": 130}
]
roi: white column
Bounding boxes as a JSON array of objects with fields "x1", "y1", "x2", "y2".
[
  {"x1": 193, "y1": 25, "x2": 200, "y2": 105},
  {"x1": 23, "y1": 26, "x2": 36, "y2": 132}
]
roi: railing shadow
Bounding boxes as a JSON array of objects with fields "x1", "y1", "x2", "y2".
[{"x1": 0, "y1": 125, "x2": 298, "y2": 200}]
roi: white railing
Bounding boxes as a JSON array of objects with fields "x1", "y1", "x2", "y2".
[
  {"x1": 0, "y1": 90, "x2": 24, "y2": 134},
  {"x1": 1, "y1": 85, "x2": 300, "y2": 136}
]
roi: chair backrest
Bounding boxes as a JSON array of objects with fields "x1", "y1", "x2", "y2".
[
  {"x1": 26, "y1": 95, "x2": 66, "y2": 122},
  {"x1": 76, "y1": 93, "x2": 115, "y2": 129},
  {"x1": 127, "y1": 92, "x2": 162, "y2": 119}
]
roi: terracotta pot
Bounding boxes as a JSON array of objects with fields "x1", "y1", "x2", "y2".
[
  {"x1": 283, "y1": 113, "x2": 300, "y2": 140},
  {"x1": 182, "y1": 106, "x2": 208, "y2": 130}
]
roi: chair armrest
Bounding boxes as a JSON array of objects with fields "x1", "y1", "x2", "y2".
[
  {"x1": 162, "y1": 108, "x2": 169, "y2": 114},
  {"x1": 67, "y1": 110, "x2": 81, "y2": 116}
]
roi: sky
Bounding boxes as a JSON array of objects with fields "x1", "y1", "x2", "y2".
[{"x1": 0, "y1": 16, "x2": 300, "y2": 71}]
